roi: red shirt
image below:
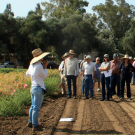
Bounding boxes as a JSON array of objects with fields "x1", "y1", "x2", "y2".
[{"x1": 110, "y1": 60, "x2": 121, "y2": 75}]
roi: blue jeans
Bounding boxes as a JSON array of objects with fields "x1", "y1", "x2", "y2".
[
  {"x1": 133, "y1": 73, "x2": 135, "y2": 84},
  {"x1": 82, "y1": 78, "x2": 85, "y2": 93},
  {"x1": 67, "y1": 75, "x2": 76, "y2": 97},
  {"x1": 85, "y1": 75, "x2": 93, "y2": 98},
  {"x1": 29, "y1": 86, "x2": 44, "y2": 127},
  {"x1": 100, "y1": 74, "x2": 110, "y2": 99},
  {"x1": 110, "y1": 74, "x2": 120, "y2": 96}
]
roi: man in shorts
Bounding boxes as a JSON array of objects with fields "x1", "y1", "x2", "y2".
[
  {"x1": 59, "y1": 52, "x2": 69, "y2": 95},
  {"x1": 93, "y1": 57, "x2": 101, "y2": 91}
]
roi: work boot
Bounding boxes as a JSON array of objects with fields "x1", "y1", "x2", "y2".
[{"x1": 33, "y1": 125, "x2": 42, "y2": 131}]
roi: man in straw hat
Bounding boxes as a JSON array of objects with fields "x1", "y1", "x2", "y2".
[
  {"x1": 110, "y1": 53, "x2": 121, "y2": 98},
  {"x1": 26, "y1": 48, "x2": 50, "y2": 131},
  {"x1": 64, "y1": 49, "x2": 79, "y2": 99},
  {"x1": 59, "y1": 52, "x2": 69, "y2": 95},
  {"x1": 82, "y1": 55, "x2": 96, "y2": 99},
  {"x1": 120, "y1": 54, "x2": 135, "y2": 100},
  {"x1": 132, "y1": 57, "x2": 135, "y2": 84}
]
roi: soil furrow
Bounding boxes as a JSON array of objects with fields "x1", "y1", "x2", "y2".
[
  {"x1": 106, "y1": 100, "x2": 135, "y2": 135},
  {"x1": 99, "y1": 101, "x2": 125, "y2": 134}
]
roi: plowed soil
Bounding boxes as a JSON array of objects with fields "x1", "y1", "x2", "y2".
[{"x1": 1, "y1": 76, "x2": 135, "y2": 135}]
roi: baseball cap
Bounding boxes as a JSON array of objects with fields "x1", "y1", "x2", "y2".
[
  {"x1": 85, "y1": 55, "x2": 91, "y2": 59},
  {"x1": 113, "y1": 53, "x2": 118, "y2": 57},
  {"x1": 104, "y1": 54, "x2": 109, "y2": 58},
  {"x1": 84, "y1": 55, "x2": 87, "y2": 58},
  {"x1": 96, "y1": 57, "x2": 100, "y2": 60}
]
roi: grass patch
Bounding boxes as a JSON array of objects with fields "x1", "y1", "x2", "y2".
[{"x1": 0, "y1": 68, "x2": 60, "y2": 117}]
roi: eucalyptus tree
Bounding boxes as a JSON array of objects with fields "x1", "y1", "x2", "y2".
[
  {"x1": 93, "y1": 0, "x2": 135, "y2": 40},
  {"x1": 42, "y1": 0, "x2": 89, "y2": 18}
]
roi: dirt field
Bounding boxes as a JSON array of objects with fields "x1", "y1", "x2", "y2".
[{"x1": 1, "y1": 76, "x2": 135, "y2": 135}]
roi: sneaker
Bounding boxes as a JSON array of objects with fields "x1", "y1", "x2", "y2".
[
  {"x1": 120, "y1": 97, "x2": 124, "y2": 100},
  {"x1": 67, "y1": 95, "x2": 71, "y2": 99},
  {"x1": 97, "y1": 88, "x2": 100, "y2": 92},
  {"x1": 127, "y1": 97, "x2": 131, "y2": 100},
  {"x1": 74, "y1": 96, "x2": 76, "y2": 99},
  {"x1": 90, "y1": 97, "x2": 93, "y2": 100},
  {"x1": 100, "y1": 99, "x2": 105, "y2": 101},
  {"x1": 27, "y1": 122, "x2": 32, "y2": 128},
  {"x1": 105, "y1": 98, "x2": 109, "y2": 101}
]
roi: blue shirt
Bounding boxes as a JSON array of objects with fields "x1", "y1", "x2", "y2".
[
  {"x1": 119, "y1": 62, "x2": 135, "y2": 79},
  {"x1": 95, "y1": 63, "x2": 101, "y2": 78}
]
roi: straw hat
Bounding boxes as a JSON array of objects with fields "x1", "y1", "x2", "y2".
[
  {"x1": 85, "y1": 55, "x2": 91, "y2": 60},
  {"x1": 121, "y1": 54, "x2": 132, "y2": 62},
  {"x1": 61, "y1": 52, "x2": 69, "y2": 59},
  {"x1": 69, "y1": 50, "x2": 76, "y2": 55},
  {"x1": 30, "y1": 48, "x2": 50, "y2": 64}
]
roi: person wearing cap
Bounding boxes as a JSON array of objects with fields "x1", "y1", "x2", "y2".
[
  {"x1": 132, "y1": 57, "x2": 135, "y2": 84},
  {"x1": 120, "y1": 54, "x2": 135, "y2": 100},
  {"x1": 64, "y1": 50, "x2": 79, "y2": 99},
  {"x1": 82, "y1": 55, "x2": 96, "y2": 99},
  {"x1": 98, "y1": 54, "x2": 110, "y2": 101},
  {"x1": 110, "y1": 53, "x2": 121, "y2": 98},
  {"x1": 93, "y1": 57, "x2": 101, "y2": 92},
  {"x1": 80, "y1": 55, "x2": 87, "y2": 95},
  {"x1": 26, "y1": 48, "x2": 49, "y2": 131},
  {"x1": 59, "y1": 52, "x2": 69, "y2": 95}
]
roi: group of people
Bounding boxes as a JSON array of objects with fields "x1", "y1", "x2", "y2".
[
  {"x1": 59, "y1": 50, "x2": 135, "y2": 101},
  {"x1": 26, "y1": 47, "x2": 135, "y2": 131}
]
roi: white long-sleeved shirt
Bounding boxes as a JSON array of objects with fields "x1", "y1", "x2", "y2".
[
  {"x1": 64, "y1": 57, "x2": 79, "y2": 76},
  {"x1": 26, "y1": 62, "x2": 48, "y2": 90}
]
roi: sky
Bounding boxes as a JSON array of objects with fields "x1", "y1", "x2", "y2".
[{"x1": 0, "y1": 0, "x2": 135, "y2": 18}]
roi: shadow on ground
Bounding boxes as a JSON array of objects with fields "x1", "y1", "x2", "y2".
[{"x1": 55, "y1": 128, "x2": 123, "y2": 134}]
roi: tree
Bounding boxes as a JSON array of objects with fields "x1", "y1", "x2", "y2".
[
  {"x1": 42, "y1": 0, "x2": 89, "y2": 19},
  {"x1": 122, "y1": 19, "x2": 135, "y2": 56},
  {"x1": 35, "y1": 3, "x2": 43, "y2": 17},
  {"x1": 92, "y1": 0, "x2": 135, "y2": 40},
  {"x1": 97, "y1": 29, "x2": 118, "y2": 60},
  {"x1": 0, "y1": 13, "x2": 17, "y2": 54},
  {"x1": 16, "y1": 13, "x2": 51, "y2": 67},
  {"x1": 46, "y1": 14, "x2": 98, "y2": 59},
  {"x1": 4, "y1": 4, "x2": 14, "y2": 17}
]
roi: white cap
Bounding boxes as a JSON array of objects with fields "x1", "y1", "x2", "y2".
[
  {"x1": 96, "y1": 57, "x2": 100, "y2": 60},
  {"x1": 85, "y1": 55, "x2": 91, "y2": 60}
]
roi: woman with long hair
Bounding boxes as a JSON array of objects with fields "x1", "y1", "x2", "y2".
[{"x1": 99, "y1": 54, "x2": 110, "y2": 101}]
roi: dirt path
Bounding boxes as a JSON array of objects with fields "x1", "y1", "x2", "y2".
[{"x1": 1, "y1": 77, "x2": 135, "y2": 135}]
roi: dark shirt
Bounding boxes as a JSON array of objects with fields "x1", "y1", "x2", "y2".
[
  {"x1": 95, "y1": 63, "x2": 101, "y2": 78},
  {"x1": 119, "y1": 62, "x2": 135, "y2": 79}
]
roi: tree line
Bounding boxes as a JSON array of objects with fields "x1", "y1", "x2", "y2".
[{"x1": 0, "y1": 0, "x2": 135, "y2": 68}]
